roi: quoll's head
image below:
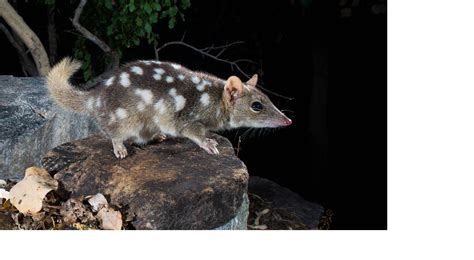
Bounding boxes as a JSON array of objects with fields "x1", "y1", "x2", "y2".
[{"x1": 224, "y1": 74, "x2": 292, "y2": 128}]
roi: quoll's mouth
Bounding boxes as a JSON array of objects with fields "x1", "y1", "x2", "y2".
[{"x1": 269, "y1": 117, "x2": 292, "y2": 127}]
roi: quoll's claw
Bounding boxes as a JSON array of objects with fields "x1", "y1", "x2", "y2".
[
  {"x1": 112, "y1": 141, "x2": 128, "y2": 159},
  {"x1": 201, "y1": 138, "x2": 220, "y2": 155},
  {"x1": 114, "y1": 147, "x2": 128, "y2": 159}
]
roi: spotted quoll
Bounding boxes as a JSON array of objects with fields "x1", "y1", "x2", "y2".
[{"x1": 46, "y1": 58, "x2": 292, "y2": 158}]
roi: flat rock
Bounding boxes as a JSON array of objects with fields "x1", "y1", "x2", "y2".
[
  {"x1": 0, "y1": 76, "x2": 99, "y2": 181},
  {"x1": 41, "y1": 134, "x2": 249, "y2": 230},
  {"x1": 248, "y1": 176, "x2": 324, "y2": 229}
]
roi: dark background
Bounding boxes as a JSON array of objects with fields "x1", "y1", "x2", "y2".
[{"x1": 0, "y1": 0, "x2": 386, "y2": 229}]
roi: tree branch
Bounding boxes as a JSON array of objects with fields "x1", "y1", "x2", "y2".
[
  {"x1": 72, "y1": 0, "x2": 119, "y2": 89},
  {"x1": 0, "y1": 0, "x2": 50, "y2": 76},
  {"x1": 72, "y1": 0, "x2": 119, "y2": 70},
  {"x1": 155, "y1": 39, "x2": 293, "y2": 100},
  {"x1": 0, "y1": 23, "x2": 38, "y2": 76}
]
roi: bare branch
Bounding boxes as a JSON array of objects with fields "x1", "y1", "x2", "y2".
[
  {"x1": 155, "y1": 39, "x2": 293, "y2": 100},
  {"x1": 72, "y1": 0, "x2": 119, "y2": 70},
  {"x1": 0, "y1": 23, "x2": 38, "y2": 76},
  {"x1": 72, "y1": 0, "x2": 119, "y2": 89}
]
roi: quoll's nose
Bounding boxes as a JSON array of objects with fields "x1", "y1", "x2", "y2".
[{"x1": 284, "y1": 117, "x2": 293, "y2": 126}]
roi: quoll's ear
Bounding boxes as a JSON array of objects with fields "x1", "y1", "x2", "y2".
[
  {"x1": 224, "y1": 76, "x2": 243, "y2": 105},
  {"x1": 246, "y1": 74, "x2": 258, "y2": 87}
]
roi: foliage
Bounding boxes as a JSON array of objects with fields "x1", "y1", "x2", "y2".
[{"x1": 66, "y1": 0, "x2": 191, "y2": 80}]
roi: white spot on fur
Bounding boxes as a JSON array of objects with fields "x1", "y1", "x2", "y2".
[
  {"x1": 116, "y1": 108, "x2": 128, "y2": 119},
  {"x1": 191, "y1": 75, "x2": 200, "y2": 84},
  {"x1": 137, "y1": 102, "x2": 145, "y2": 111},
  {"x1": 171, "y1": 64, "x2": 181, "y2": 70},
  {"x1": 178, "y1": 74, "x2": 185, "y2": 81},
  {"x1": 134, "y1": 88, "x2": 153, "y2": 104},
  {"x1": 120, "y1": 72, "x2": 130, "y2": 87},
  {"x1": 154, "y1": 68, "x2": 165, "y2": 74},
  {"x1": 87, "y1": 97, "x2": 94, "y2": 110},
  {"x1": 95, "y1": 97, "x2": 102, "y2": 108},
  {"x1": 154, "y1": 99, "x2": 167, "y2": 114},
  {"x1": 141, "y1": 60, "x2": 152, "y2": 65},
  {"x1": 105, "y1": 76, "x2": 115, "y2": 86},
  {"x1": 131, "y1": 66, "x2": 143, "y2": 75},
  {"x1": 169, "y1": 88, "x2": 177, "y2": 96},
  {"x1": 216, "y1": 108, "x2": 221, "y2": 117},
  {"x1": 168, "y1": 88, "x2": 185, "y2": 111},
  {"x1": 152, "y1": 61, "x2": 162, "y2": 65},
  {"x1": 200, "y1": 93, "x2": 210, "y2": 106},
  {"x1": 153, "y1": 68, "x2": 165, "y2": 80},
  {"x1": 196, "y1": 80, "x2": 211, "y2": 91},
  {"x1": 166, "y1": 76, "x2": 174, "y2": 83},
  {"x1": 174, "y1": 95, "x2": 186, "y2": 111}
]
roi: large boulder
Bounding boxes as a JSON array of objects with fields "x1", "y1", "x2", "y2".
[
  {"x1": 0, "y1": 76, "x2": 99, "y2": 181},
  {"x1": 41, "y1": 134, "x2": 249, "y2": 230},
  {"x1": 248, "y1": 176, "x2": 324, "y2": 229}
]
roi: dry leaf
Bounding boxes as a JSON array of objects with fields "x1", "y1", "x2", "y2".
[
  {"x1": 0, "y1": 189, "x2": 9, "y2": 200},
  {"x1": 60, "y1": 198, "x2": 95, "y2": 225},
  {"x1": 87, "y1": 193, "x2": 108, "y2": 212},
  {"x1": 9, "y1": 167, "x2": 58, "y2": 215},
  {"x1": 97, "y1": 207, "x2": 122, "y2": 230}
]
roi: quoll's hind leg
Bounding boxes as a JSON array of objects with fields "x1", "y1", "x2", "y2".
[
  {"x1": 180, "y1": 122, "x2": 219, "y2": 155},
  {"x1": 112, "y1": 138, "x2": 128, "y2": 159}
]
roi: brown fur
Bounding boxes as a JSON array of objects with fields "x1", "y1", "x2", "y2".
[{"x1": 46, "y1": 58, "x2": 292, "y2": 158}]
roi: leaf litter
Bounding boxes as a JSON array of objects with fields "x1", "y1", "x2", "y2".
[{"x1": 0, "y1": 167, "x2": 124, "y2": 230}]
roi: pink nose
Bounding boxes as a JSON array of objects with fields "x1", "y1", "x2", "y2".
[{"x1": 284, "y1": 118, "x2": 292, "y2": 126}]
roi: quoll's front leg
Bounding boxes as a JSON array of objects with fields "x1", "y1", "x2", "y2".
[
  {"x1": 112, "y1": 139, "x2": 128, "y2": 159},
  {"x1": 181, "y1": 122, "x2": 220, "y2": 155}
]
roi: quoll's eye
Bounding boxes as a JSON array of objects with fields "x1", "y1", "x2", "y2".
[{"x1": 251, "y1": 101, "x2": 263, "y2": 112}]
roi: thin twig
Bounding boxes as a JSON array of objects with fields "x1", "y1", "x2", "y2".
[
  {"x1": 155, "y1": 39, "x2": 294, "y2": 100},
  {"x1": 72, "y1": 0, "x2": 119, "y2": 70},
  {"x1": 72, "y1": 0, "x2": 119, "y2": 88}
]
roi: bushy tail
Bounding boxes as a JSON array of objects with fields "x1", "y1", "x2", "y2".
[{"x1": 46, "y1": 57, "x2": 88, "y2": 113}]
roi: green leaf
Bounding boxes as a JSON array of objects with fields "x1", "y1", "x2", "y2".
[
  {"x1": 144, "y1": 3, "x2": 152, "y2": 14},
  {"x1": 163, "y1": 0, "x2": 171, "y2": 7},
  {"x1": 169, "y1": 6, "x2": 178, "y2": 16},
  {"x1": 104, "y1": 0, "x2": 113, "y2": 10},
  {"x1": 106, "y1": 25, "x2": 114, "y2": 36},
  {"x1": 151, "y1": 14, "x2": 158, "y2": 23},
  {"x1": 145, "y1": 23, "x2": 152, "y2": 33},
  {"x1": 168, "y1": 17, "x2": 176, "y2": 29},
  {"x1": 136, "y1": 17, "x2": 143, "y2": 26},
  {"x1": 132, "y1": 38, "x2": 140, "y2": 45},
  {"x1": 180, "y1": 0, "x2": 191, "y2": 9},
  {"x1": 129, "y1": 3, "x2": 136, "y2": 12},
  {"x1": 152, "y1": 2, "x2": 161, "y2": 11}
]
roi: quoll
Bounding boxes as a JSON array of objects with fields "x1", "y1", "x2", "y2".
[{"x1": 46, "y1": 58, "x2": 292, "y2": 158}]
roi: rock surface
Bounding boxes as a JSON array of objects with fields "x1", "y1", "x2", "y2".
[
  {"x1": 41, "y1": 134, "x2": 249, "y2": 230},
  {"x1": 248, "y1": 176, "x2": 324, "y2": 229},
  {"x1": 0, "y1": 76, "x2": 99, "y2": 181}
]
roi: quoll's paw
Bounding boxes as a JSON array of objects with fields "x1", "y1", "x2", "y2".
[
  {"x1": 200, "y1": 138, "x2": 220, "y2": 155},
  {"x1": 113, "y1": 142, "x2": 128, "y2": 159}
]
